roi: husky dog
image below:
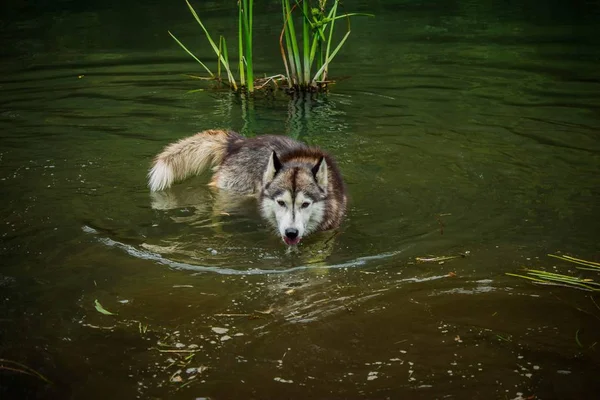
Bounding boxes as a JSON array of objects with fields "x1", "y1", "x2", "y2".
[{"x1": 148, "y1": 130, "x2": 347, "y2": 245}]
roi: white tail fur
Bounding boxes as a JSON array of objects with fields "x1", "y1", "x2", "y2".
[{"x1": 148, "y1": 130, "x2": 231, "y2": 192}]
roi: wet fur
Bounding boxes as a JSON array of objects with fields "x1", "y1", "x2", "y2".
[{"x1": 148, "y1": 130, "x2": 347, "y2": 243}]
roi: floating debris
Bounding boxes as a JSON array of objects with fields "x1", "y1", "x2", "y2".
[
  {"x1": 255, "y1": 307, "x2": 275, "y2": 315},
  {"x1": 367, "y1": 371, "x2": 378, "y2": 381},
  {"x1": 507, "y1": 254, "x2": 600, "y2": 291},
  {"x1": 153, "y1": 348, "x2": 201, "y2": 354},
  {"x1": 274, "y1": 377, "x2": 294, "y2": 383},
  {"x1": 0, "y1": 358, "x2": 53, "y2": 384},
  {"x1": 94, "y1": 299, "x2": 117, "y2": 315},
  {"x1": 138, "y1": 322, "x2": 149, "y2": 334},
  {"x1": 170, "y1": 369, "x2": 183, "y2": 383},
  {"x1": 82, "y1": 323, "x2": 115, "y2": 330},
  {"x1": 506, "y1": 269, "x2": 600, "y2": 291},
  {"x1": 416, "y1": 254, "x2": 466, "y2": 263},
  {"x1": 214, "y1": 313, "x2": 251, "y2": 317}
]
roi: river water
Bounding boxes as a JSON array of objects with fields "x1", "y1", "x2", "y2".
[{"x1": 1, "y1": 0, "x2": 600, "y2": 398}]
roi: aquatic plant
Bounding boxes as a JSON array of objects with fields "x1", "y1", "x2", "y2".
[
  {"x1": 168, "y1": 0, "x2": 244, "y2": 91},
  {"x1": 168, "y1": 0, "x2": 373, "y2": 93},
  {"x1": 280, "y1": 0, "x2": 372, "y2": 91},
  {"x1": 0, "y1": 359, "x2": 52, "y2": 384},
  {"x1": 507, "y1": 254, "x2": 600, "y2": 291}
]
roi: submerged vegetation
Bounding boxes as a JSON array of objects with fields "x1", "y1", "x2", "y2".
[
  {"x1": 168, "y1": 0, "x2": 373, "y2": 94},
  {"x1": 0, "y1": 359, "x2": 52, "y2": 385},
  {"x1": 507, "y1": 254, "x2": 600, "y2": 292}
]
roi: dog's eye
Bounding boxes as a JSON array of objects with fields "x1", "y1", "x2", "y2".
[
  {"x1": 301, "y1": 202, "x2": 311, "y2": 209},
  {"x1": 277, "y1": 200, "x2": 286, "y2": 207}
]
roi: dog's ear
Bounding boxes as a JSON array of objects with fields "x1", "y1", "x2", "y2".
[
  {"x1": 312, "y1": 156, "x2": 328, "y2": 190},
  {"x1": 263, "y1": 151, "x2": 282, "y2": 184}
]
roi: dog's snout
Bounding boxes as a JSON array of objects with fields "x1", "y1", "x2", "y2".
[{"x1": 285, "y1": 228, "x2": 299, "y2": 239}]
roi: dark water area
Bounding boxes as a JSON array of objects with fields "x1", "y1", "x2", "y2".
[{"x1": 1, "y1": 0, "x2": 600, "y2": 398}]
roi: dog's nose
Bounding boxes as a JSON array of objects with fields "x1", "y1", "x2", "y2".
[{"x1": 285, "y1": 228, "x2": 299, "y2": 240}]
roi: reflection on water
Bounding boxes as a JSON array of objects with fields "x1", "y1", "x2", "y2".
[{"x1": 2, "y1": 0, "x2": 600, "y2": 398}]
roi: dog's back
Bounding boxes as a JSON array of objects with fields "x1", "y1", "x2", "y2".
[{"x1": 214, "y1": 135, "x2": 308, "y2": 193}]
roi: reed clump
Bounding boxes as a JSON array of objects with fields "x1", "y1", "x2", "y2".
[{"x1": 168, "y1": 0, "x2": 373, "y2": 94}]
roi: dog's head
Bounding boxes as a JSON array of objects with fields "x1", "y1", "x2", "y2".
[{"x1": 260, "y1": 151, "x2": 328, "y2": 245}]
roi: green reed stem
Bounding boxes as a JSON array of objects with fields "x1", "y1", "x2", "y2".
[
  {"x1": 238, "y1": 2, "x2": 245, "y2": 86},
  {"x1": 0, "y1": 359, "x2": 53, "y2": 384},
  {"x1": 243, "y1": 0, "x2": 254, "y2": 92},
  {"x1": 312, "y1": 29, "x2": 350, "y2": 82},
  {"x1": 221, "y1": 36, "x2": 231, "y2": 84},
  {"x1": 283, "y1": 0, "x2": 302, "y2": 86},
  {"x1": 168, "y1": 31, "x2": 214, "y2": 77},
  {"x1": 184, "y1": 0, "x2": 237, "y2": 90},
  {"x1": 302, "y1": 0, "x2": 310, "y2": 85},
  {"x1": 281, "y1": 2, "x2": 297, "y2": 85}
]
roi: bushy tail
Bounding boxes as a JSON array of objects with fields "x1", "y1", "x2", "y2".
[{"x1": 148, "y1": 129, "x2": 237, "y2": 192}]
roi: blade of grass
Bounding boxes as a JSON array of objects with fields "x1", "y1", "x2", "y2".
[
  {"x1": 302, "y1": 0, "x2": 310, "y2": 84},
  {"x1": 0, "y1": 359, "x2": 53, "y2": 384},
  {"x1": 221, "y1": 36, "x2": 232, "y2": 88},
  {"x1": 306, "y1": 3, "x2": 326, "y2": 73},
  {"x1": 321, "y1": 0, "x2": 339, "y2": 81},
  {"x1": 523, "y1": 273, "x2": 600, "y2": 291},
  {"x1": 526, "y1": 269, "x2": 594, "y2": 282},
  {"x1": 312, "y1": 29, "x2": 350, "y2": 82},
  {"x1": 326, "y1": 12, "x2": 376, "y2": 22},
  {"x1": 563, "y1": 255, "x2": 600, "y2": 267},
  {"x1": 283, "y1": 0, "x2": 302, "y2": 86},
  {"x1": 184, "y1": 0, "x2": 237, "y2": 90},
  {"x1": 279, "y1": 10, "x2": 293, "y2": 86},
  {"x1": 217, "y1": 36, "x2": 223, "y2": 80},
  {"x1": 308, "y1": 33, "x2": 320, "y2": 69},
  {"x1": 316, "y1": 3, "x2": 374, "y2": 81},
  {"x1": 283, "y1": 12, "x2": 298, "y2": 85},
  {"x1": 506, "y1": 272, "x2": 552, "y2": 284},
  {"x1": 183, "y1": 74, "x2": 214, "y2": 80},
  {"x1": 238, "y1": 2, "x2": 245, "y2": 86},
  {"x1": 548, "y1": 254, "x2": 600, "y2": 270},
  {"x1": 168, "y1": 31, "x2": 214, "y2": 77},
  {"x1": 554, "y1": 254, "x2": 600, "y2": 267},
  {"x1": 576, "y1": 267, "x2": 600, "y2": 272},
  {"x1": 94, "y1": 299, "x2": 117, "y2": 315},
  {"x1": 243, "y1": 0, "x2": 254, "y2": 92},
  {"x1": 526, "y1": 269, "x2": 600, "y2": 284},
  {"x1": 507, "y1": 272, "x2": 597, "y2": 290}
]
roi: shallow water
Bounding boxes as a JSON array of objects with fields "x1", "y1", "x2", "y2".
[{"x1": 2, "y1": 0, "x2": 600, "y2": 398}]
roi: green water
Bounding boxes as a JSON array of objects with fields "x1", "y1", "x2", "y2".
[{"x1": 1, "y1": 0, "x2": 600, "y2": 398}]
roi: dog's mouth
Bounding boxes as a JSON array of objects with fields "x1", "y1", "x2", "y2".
[{"x1": 283, "y1": 236, "x2": 301, "y2": 246}]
